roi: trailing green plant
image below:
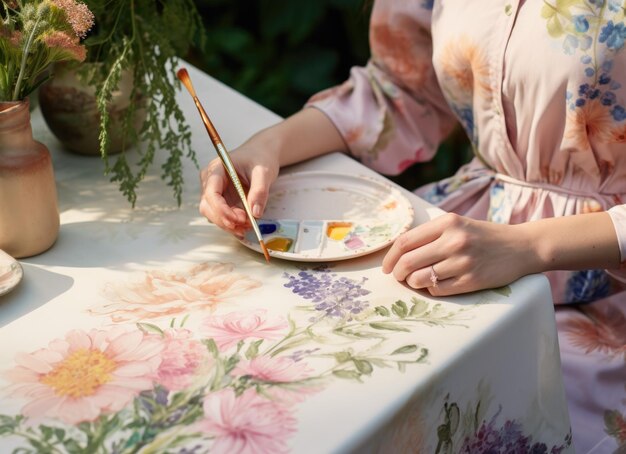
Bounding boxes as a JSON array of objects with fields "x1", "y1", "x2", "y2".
[
  {"x1": 81, "y1": 0, "x2": 205, "y2": 206},
  {"x1": 0, "y1": 0, "x2": 93, "y2": 101}
]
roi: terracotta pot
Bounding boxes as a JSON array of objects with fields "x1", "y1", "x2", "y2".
[
  {"x1": 38, "y1": 64, "x2": 145, "y2": 156},
  {"x1": 0, "y1": 99, "x2": 60, "y2": 258}
]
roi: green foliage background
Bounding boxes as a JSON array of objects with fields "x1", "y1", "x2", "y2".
[{"x1": 189, "y1": 0, "x2": 472, "y2": 190}]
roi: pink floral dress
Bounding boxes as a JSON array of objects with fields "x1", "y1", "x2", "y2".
[{"x1": 308, "y1": 0, "x2": 626, "y2": 452}]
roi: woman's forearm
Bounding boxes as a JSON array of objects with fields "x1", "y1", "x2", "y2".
[
  {"x1": 248, "y1": 107, "x2": 348, "y2": 167},
  {"x1": 518, "y1": 212, "x2": 621, "y2": 273}
]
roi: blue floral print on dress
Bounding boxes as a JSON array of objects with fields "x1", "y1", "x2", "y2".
[
  {"x1": 564, "y1": 269, "x2": 611, "y2": 303},
  {"x1": 542, "y1": 1, "x2": 626, "y2": 129}
]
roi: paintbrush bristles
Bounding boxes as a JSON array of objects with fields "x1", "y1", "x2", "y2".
[
  {"x1": 176, "y1": 68, "x2": 197, "y2": 98},
  {"x1": 260, "y1": 240, "x2": 271, "y2": 263}
]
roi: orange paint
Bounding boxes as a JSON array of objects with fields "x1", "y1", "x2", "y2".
[
  {"x1": 326, "y1": 222, "x2": 353, "y2": 241},
  {"x1": 266, "y1": 237, "x2": 293, "y2": 252}
]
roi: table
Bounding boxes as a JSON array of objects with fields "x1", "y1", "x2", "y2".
[{"x1": 0, "y1": 64, "x2": 573, "y2": 453}]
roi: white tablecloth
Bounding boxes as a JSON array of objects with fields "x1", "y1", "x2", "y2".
[{"x1": 0, "y1": 65, "x2": 572, "y2": 453}]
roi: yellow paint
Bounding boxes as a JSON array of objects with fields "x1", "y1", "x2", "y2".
[
  {"x1": 40, "y1": 348, "x2": 116, "y2": 398},
  {"x1": 327, "y1": 222, "x2": 353, "y2": 240},
  {"x1": 266, "y1": 237, "x2": 293, "y2": 252}
]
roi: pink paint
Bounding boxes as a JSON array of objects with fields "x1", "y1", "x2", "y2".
[{"x1": 345, "y1": 236, "x2": 365, "y2": 250}]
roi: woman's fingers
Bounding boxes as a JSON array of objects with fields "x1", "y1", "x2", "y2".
[
  {"x1": 404, "y1": 258, "x2": 474, "y2": 293},
  {"x1": 247, "y1": 164, "x2": 275, "y2": 218},
  {"x1": 200, "y1": 163, "x2": 246, "y2": 231},
  {"x1": 383, "y1": 214, "x2": 464, "y2": 274},
  {"x1": 386, "y1": 239, "x2": 447, "y2": 282}
]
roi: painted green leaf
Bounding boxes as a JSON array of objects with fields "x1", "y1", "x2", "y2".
[
  {"x1": 202, "y1": 339, "x2": 219, "y2": 357},
  {"x1": 332, "y1": 370, "x2": 361, "y2": 380},
  {"x1": 245, "y1": 340, "x2": 264, "y2": 359},
  {"x1": 334, "y1": 351, "x2": 352, "y2": 363},
  {"x1": 416, "y1": 348, "x2": 429, "y2": 362},
  {"x1": 353, "y1": 359, "x2": 374, "y2": 375},
  {"x1": 392, "y1": 300, "x2": 408, "y2": 318},
  {"x1": 449, "y1": 403, "x2": 460, "y2": 434},
  {"x1": 136, "y1": 322, "x2": 164, "y2": 335},
  {"x1": 409, "y1": 298, "x2": 429, "y2": 316},
  {"x1": 392, "y1": 345, "x2": 418, "y2": 355},
  {"x1": 369, "y1": 322, "x2": 410, "y2": 332},
  {"x1": 375, "y1": 305, "x2": 391, "y2": 317}
]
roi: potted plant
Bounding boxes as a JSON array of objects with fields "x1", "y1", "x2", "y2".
[
  {"x1": 39, "y1": 0, "x2": 205, "y2": 207},
  {"x1": 0, "y1": 0, "x2": 93, "y2": 257}
]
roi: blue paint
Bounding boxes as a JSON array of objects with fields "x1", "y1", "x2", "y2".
[{"x1": 259, "y1": 222, "x2": 277, "y2": 235}]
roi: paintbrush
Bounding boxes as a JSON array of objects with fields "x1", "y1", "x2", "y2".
[{"x1": 177, "y1": 67, "x2": 271, "y2": 263}]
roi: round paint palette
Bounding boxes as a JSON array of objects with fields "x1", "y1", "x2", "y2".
[
  {"x1": 0, "y1": 249, "x2": 23, "y2": 297},
  {"x1": 240, "y1": 171, "x2": 414, "y2": 262}
]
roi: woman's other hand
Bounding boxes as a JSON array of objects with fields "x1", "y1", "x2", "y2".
[{"x1": 382, "y1": 213, "x2": 537, "y2": 296}]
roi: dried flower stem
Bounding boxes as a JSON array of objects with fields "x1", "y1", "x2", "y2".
[{"x1": 12, "y1": 12, "x2": 42, "y2": 100}]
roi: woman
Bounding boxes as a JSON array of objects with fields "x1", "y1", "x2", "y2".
[{"x1": 199, "y1": 1, "x2": 626, "y2": 452}]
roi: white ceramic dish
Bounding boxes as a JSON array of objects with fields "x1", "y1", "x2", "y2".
[
  {"x1": 0, "y1": 249, "x2": 23, "y2": 296},
  {"x1": 241, "y1": 171, "x2": 414, "y2": 262}
]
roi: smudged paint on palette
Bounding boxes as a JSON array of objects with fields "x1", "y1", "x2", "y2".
[{"x1": 244, "y1": 219, "x2": 398, "y2": 260}]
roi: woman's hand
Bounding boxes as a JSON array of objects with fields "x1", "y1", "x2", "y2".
[
  {"x1": 199, "y1": 108, "x2": 348, "y2": 237},
  {"x1": 382, "y1": 213, "x2": 538, "y2": 296},
  {"x1": 199, "y1": 142, "x2": 279, "y2": 238}
]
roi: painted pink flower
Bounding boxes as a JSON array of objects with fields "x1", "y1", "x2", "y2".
[
  {"x1": 3, "y1": 328, "x2": 162, "y2": 425},
  {"x1": 90, "y1": 262, "x2": 262, "y2": 322},
  {"x1": 154, "y1": 329, "x2": 211, "y2": 392},
  {"x1": 198, "y1": 388, "x2": 297, "y2": 454},
  {"x1": 233, "y1": 356, "x2": 313, "y2": 383},
  {"x1": 201, "y1": 310, "x2": 288, "y2": 351},
  {"x1": 233, "y1": 356, "x2": 318, "y2": 406}
]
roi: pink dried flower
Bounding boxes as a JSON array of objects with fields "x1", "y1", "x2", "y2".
[
  {"x1": 9, "y1": 30, "x2": 23, "y2": 47},
  {"x1": 51, "y1": 0, "x2": 94, "y2": 38},
  {"x1": 42, "y1": 30, "x2": 86, "y2": 61}
]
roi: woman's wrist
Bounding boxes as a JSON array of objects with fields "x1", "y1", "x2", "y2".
[
  {"x1": 510, "y1": 222, "x2": 548, "y2": 276},
  {"x1": 514, "y1": 212, "x2": 620, "y2": 273}
]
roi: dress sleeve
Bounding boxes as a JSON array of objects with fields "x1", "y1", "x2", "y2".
[
  {"x1": 607, "y1": 205, "x2": 626, "y2": 266},
  {"x1": 306, "y1": 0, "x2": 458, "y2": 176}
]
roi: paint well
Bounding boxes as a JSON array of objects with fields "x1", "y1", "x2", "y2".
[
  {"x1": 266, "y1": 237, "x2": 293, "y2": 252},
  {"x1": 326, "y1": 222, "x2": 353, "y2": 241},
  {"x1": 259, "y1": 222, "x2": 278, "y2": 235}
]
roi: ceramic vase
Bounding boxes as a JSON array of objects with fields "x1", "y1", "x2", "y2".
[
  {"x1": 38, "y1": 63, "x2": 145, "y2": 156},
  {"x1": 0, "y1": 99, "x2": 60, "y2": 258}
]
